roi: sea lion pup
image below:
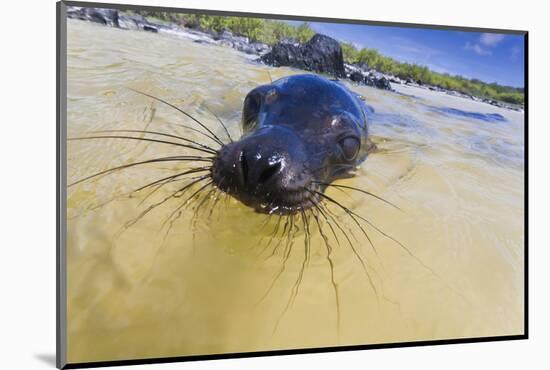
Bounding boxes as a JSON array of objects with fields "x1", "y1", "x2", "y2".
[
  {"x1": 212, "y1": 73, "x2": 373, "y2": 215},
  {"x1": 69, "y1": 73, "x2": 393, "y2": 227}
]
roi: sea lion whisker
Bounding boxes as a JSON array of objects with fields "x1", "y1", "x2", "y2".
[
  {"x1": 314, "y1": 190, "x2": 436, "y2": 282},
  {"x1": 313, "y1": 203, "x2": 341, "y2": 248},
  {"x1": 161, "y1": 182, "x2": 212, "y2": 242},
  {"x1": 160, "y1": 121, "x2": 223, "y2": 147},
  {"x1": 193, "y1": 187, "x2": 217, "y2": 217},
  {"x1": 93, "y1": 129, "x2": 219, "y2": 152},
  {"x1": 256, "y1": 214, "x2": 295, "y2": 307},
  {"x1": 330, "y1": 190, "x2": 467, "y2": 304},
  {"x1": 136, "y1": 168, "x2": 212, "y2": 206},
  {"x1": 303, "y1": 209, "x2": 312, "y2": 266},
  {"x1": 128, "y1": 88, "x2": 226, "y2": 146},
  {"x1": 312, "y1": 181, "x2": 401, "y2": 211},
  {"x1": 288, "y1": 210, "x2": 310, "y2": 306},
  {"x1": 273, "y1": 211, "x2": 308, "y2": 335},
  {"x1": 257, "y1": 212, "x2": 276, "y2": 238},
  {"x1": 268, "y1": 215, "x2": 291, "y2": 259},
  {"x1": 311, "y1": 207, "x2": 341, "y2": 334},
  {"x1": 88, "y1": 166, "x2": 211, "y2": 211},
  {"x1": 356, "y1": 214, "x2": 439, "y2": 277},
  {"x1": 162, "y1": 209, "x2": 182, "y2": 246},
  {"x1": 255, "y1": 205, "x2": 285, "y2": 252},
  {"x1": 68, "y1": 156, "x2": 213, "y2": 187},
  {"x1": 132, "y1": 166, "x2": 212, "y2": 194},
  {"x1": 260, "y1": 214, "x2": 284, "y2": 256},
  {"x1": 318, "y1": 183, "x2": 354, "y2": 200},
  {"x1": 161, "y1": 180, "x2": 214, "y2": 231},
  {"x1": 68, "y1": 135, "x2": 217, "y2": 155},
  {"x1": 203, "y1": 105, "x2": 234, "y2": 143},
  {"x1": 207, "y1": 181, "x2": 225, "y2": 221},
  {"x1": 206, "y1": 189, "x2": 221, "y2": 222},
  {"x1": 309, "y1": 189, "x2": 378, "y2": 256},
  {"x1": 321, "y1": 202, "x2": 359, "y2": 244},
  {"x1": 181, "y1": 186, "x2": 217, "y2": 247},
  {"x1": 316, "y1": 201, "x2": 379, "y2": 298},
  {"x1": 290, "y1": 209, "x2": 309, "y2": 303},
  {"x1": 317, "y1": 203, "x2": 401, "y2": 310},
  {"x1": 123, "y1": 174, "x2": 211, "y2": 231}
]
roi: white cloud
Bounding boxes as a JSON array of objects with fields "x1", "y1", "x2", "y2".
[
  {"x1": 389, "y1": 36, "x2": 442, "y2": 64},
  {"x1": 479, "y1": 33, "x2": 505, "y2": 47},
  {"x1": 464, "y1": 33, "x2": 505, "y2": 56},
  {"x1": 465, "y1": 41, "x2": 492, "y2": 56}
]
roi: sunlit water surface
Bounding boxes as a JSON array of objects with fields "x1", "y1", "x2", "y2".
[{"x1": 66, "y1": 20, "x2": 525, "y2": 363}]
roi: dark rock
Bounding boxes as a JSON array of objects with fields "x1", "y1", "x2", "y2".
[
  {"x1": 262, "y1": 42, "x2": 302, "y2": 67},
  {"x1": 210, "y1": 30, "x2": 270, "y2": 55},
  {"x1": 279, "y1": 38, "x2": 300, "y2": 46},
  {"x1": 216, "y1": 30, "x2": 249, "y2": 44},
  {"x1": 349, "y1": 71, "x2": 364, "y2": 83},
  {"x1": 118, "y1": 14, "x2": 140, "y2": 30},
  {"x1": 217, "y1": 30, "x2": 234, "y2": 39},
  {"x1": 261, "y1": 34, "x2": 346, "y2": 78},
  {"x1": 343, "y1": 64, "x2": 392, "y2": 90},
  {"x1": 250, "y1": 42, "x2": 271, "y2": 55},
  {"x1": 372, "y1": 76, "x2": 391, "y2": 90},
  {"x1": 142, "y1": 24, "x2": 158, "y2": 33},
  {"x1": 356, "y1": 62, "x2": 369, "y2": 71},
  {"x1": 388, "y1": 76, "x2": 402, "y2": 84},
  {"x1": 69, "y1": 6, "x2": 166, "y2": 33},
  {"x1": 67, "y1": 7, "x2": 119, "y2": 27},
  {"x1": 235, "y1": 42, "x2": 270, "y2": 55}
]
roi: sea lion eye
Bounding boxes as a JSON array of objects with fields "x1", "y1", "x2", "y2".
[{"x1": 339, "y1": 136, "x2": 360, "y2": 161}]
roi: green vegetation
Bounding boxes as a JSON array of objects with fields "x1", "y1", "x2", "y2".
[
  {"x1": 126, "y1": 11, "x2": 316, "y2": 44},
  {"x1": 340, "y1": 42, "x2": 524, "y2": 105},
  {"x1": 127, "y1": 11, "x2": 524, "y2": 106}
]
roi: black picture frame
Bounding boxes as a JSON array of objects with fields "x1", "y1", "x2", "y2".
[{"x1": 56, "y1": 1, "x2": 528, "y2": 368}]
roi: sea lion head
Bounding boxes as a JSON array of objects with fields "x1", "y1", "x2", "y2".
[{"x1": 212, "y1": 74, "x2": 370, "y2": 214}]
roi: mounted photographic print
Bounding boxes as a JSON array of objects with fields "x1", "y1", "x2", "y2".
[{"x1": 56, "y1": 1, "x2": 527, "y2": 368}]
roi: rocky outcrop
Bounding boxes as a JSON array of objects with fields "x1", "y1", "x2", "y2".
[
  {"x1": 261, "y1": 34, "x2": 346, "y2": 78},
  {"x1": 118, "y1": 14, "x2": 162, "y2": 32},
  {"x1": 344, "y1": 64, "x2": 392, "y2": 91},
  {"x1": 67, "y1": 7, "x2": 271, "y2": 55},
  {"x1": 67, "y1": 7, "x2": 119, "y2": 27},
  {"x1": 215, "y1": 30, "x2": 270, "y2": 55}
]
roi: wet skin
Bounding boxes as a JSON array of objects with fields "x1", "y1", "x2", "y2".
[{"x1": 212, "y1": 74, "x2": 371, "y2": 215}]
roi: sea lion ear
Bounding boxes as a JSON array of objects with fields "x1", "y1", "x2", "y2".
[
  {"x1": 241, "y1": 85, "x2": 274, "y2": 132},
  {"x1": 242, "y1": 90, "x2": 262, "y2": 131}
]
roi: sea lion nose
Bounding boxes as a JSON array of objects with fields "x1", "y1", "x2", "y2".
[
  {"x1": 211, "y1": 126, "x2": 308, "y2": 202},
  {"x1": 238, "y1": 149, "x2": 285, "y2": 190}
]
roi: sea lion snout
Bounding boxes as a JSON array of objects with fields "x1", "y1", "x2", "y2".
[{"x1": 212, "y1": 126, "x2": 312, "y2": 213}]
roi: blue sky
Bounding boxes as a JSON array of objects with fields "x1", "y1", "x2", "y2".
[{"x1": 287, "y1": 21, "x2": 525, "y2": 87}]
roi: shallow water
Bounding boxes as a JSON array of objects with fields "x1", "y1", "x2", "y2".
[{"x1": 66, "y1": 20, "x2": 525, "y2": 363}]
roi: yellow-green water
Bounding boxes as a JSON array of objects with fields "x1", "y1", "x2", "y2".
[{"x1": 66, "y1": 20, "x2": 525, "y2": 363}]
